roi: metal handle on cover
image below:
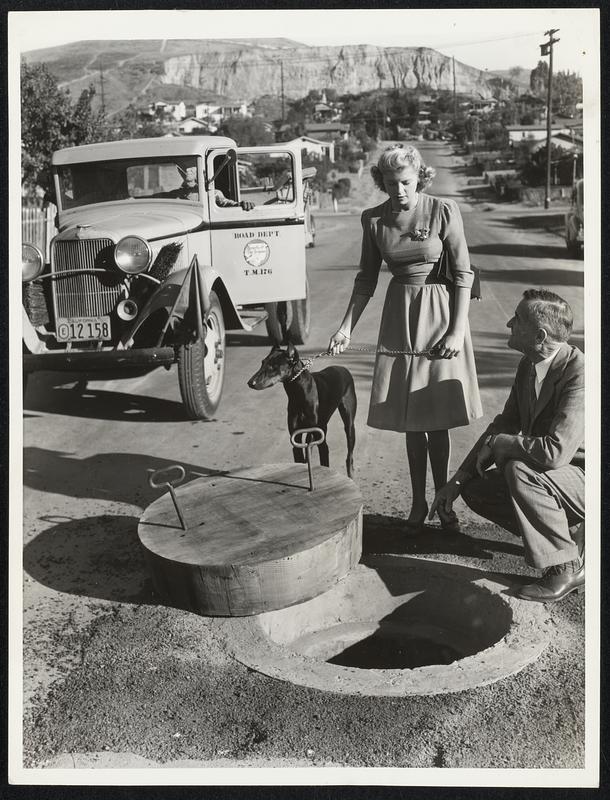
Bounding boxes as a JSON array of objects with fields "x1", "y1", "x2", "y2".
[
  {"x1": 148, "y1": 465, "x2": 188, "y2": 531},
  {"x1": 290, "y1": 427, "x2": 326, "y2": 492}
]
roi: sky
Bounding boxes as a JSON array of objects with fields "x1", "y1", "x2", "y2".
[{"x1": 10, "y1": 8, "x2": 598, "y2": 75}]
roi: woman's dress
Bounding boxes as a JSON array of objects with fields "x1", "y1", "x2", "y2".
[{"x1": 353, "y1": 192, "x2": 482, "y2": 432}]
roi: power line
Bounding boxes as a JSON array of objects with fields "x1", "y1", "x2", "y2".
[{"x1": 63, "y1": 32, "x2": 548, "y2": 76}]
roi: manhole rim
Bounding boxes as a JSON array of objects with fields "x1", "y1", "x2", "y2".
[{"x1": 226, "y1": 561, "x2": 552, "y2": 696}]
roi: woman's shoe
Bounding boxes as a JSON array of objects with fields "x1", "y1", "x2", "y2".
[
  {"x1": 405, "y1": 504, "x2": 429, "y2": 530},
  {"x1": 436, "y1": 506, "x2": 461, "y2": 532}
]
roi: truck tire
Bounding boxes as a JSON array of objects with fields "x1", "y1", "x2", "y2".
[
  {"x1": 287, "y1": 275, "x2": 311, "y2": 345},
  {"x1": 178, "y1": 290, "x2": 225, "y2": 420}
]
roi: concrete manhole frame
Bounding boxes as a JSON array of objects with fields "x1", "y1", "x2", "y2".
[{"x1": 227, "y1": 555, "x2": 553, "y2": 697}]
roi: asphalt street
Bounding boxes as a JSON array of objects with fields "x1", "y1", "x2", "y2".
[{"x1": 19, "y1": 142, "x2": 587, "y2": 774}]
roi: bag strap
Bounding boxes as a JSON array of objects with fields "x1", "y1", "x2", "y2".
[{"x1": 433, "y1": 196, "x2": 449, "y2": 283}]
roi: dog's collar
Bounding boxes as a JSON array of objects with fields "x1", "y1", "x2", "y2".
[{"x1": 288, "y1": 359, "x2": 312, "y2": 382}]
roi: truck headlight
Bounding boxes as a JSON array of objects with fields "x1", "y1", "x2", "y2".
[
  {"x1": 22, "y1": 243, "x2": 44, "y2": 282},
  {"x1": 114, "y1": 236, "x2": 152, "y2": 274}
]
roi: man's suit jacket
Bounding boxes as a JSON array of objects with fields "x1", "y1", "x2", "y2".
[{"x1": 459, "y1": 341, "x2": 584, "y2": 476}]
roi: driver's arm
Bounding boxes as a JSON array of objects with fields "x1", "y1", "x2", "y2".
[{"x1": 214, "y1": 190, "x2": 254, "y2": 211}]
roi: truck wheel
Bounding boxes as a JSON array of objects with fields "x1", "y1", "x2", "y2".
[
  {"x1": 178, "y1": 290, "x2": 225, "y2": 420},
  {"x1": 287, "y1": 275, "x2": 311, "y2": 345}
]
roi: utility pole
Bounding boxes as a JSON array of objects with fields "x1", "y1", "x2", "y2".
[
  {"x1": 452, "y1": 56, "x2": 457, "y2": 122},
  {"x1": 99, "y1": 55, "x2": 106, "y2": 117},
  {"x1": 539, "y1": 28, "x2": 560, "y2": 209},
  {"x1": 280, "y1": 60, "x2": 285, "y2": 124}
]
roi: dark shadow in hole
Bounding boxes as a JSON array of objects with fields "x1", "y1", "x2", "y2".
[
  {"x1": 328, "y1": 556, "x2": 515, "y2": 668},
  {"x1": 362, "y1": 513, "x2": 524, "y2": 560},
  {"x1": 23, "y1": 446, "x2": 217, "y2": 506}
]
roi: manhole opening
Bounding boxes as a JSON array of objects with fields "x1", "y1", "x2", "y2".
[
  {"x1": 231, "y1": 560, "x2": 551, "y2": 695},
  {"x1": 264, "y1": 574, "x2": 515, "y2": 672}
]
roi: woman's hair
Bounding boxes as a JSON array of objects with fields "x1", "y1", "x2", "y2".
[{"x1": 370, "y1": 143, "x2": 436, "y2": 192}]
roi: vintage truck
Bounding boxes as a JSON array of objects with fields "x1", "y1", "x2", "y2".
[{"x1": 22, "y1": 136, "x2": 312, "y2": 419}]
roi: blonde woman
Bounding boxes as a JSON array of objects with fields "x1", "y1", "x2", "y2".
[{"x1": 329, "y1": 144, "x2": 482, "y2": 530}]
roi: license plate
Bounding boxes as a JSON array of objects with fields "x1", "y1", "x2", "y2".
[{"x1": 56, "y1": 316, "x2": 112, "y2": 342}]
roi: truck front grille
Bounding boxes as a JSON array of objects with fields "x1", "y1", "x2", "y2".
[{"x1": 52, "y1": 239, "x2": 123, "y2": 319}]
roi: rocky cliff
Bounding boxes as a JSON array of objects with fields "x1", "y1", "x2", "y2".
[
  {"x1": 25, "y1": 38, "x2": 504, "y2": 114},
  {"x1": 161, "y1": 43, "x2": 495, "y2": 99}
]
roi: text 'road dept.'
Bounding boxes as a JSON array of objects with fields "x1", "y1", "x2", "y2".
[{"x1": 238, "y1": 230, "x2": 280, "y2": 276}]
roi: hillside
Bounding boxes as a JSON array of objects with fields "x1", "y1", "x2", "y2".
[{"x1": 23, "y1": 38, "x2": 512, "y2": 117}]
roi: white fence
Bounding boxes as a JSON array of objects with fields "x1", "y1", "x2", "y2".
[{"x1": 22, "y1": 204, "x2": 56, "y2": 260}]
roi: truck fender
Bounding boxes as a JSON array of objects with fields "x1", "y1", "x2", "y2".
[{"x1": 119, "y1": 258, "x2": 244, "y2": 348}]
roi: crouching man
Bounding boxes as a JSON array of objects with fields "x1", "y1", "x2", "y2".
[{"x1": 431, "y1": 288, "x2": 585, "y2": 602}]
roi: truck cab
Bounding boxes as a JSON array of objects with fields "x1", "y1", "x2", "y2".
[{"x1": 22, "y1": 136, "x2": 310, "y2": 419}]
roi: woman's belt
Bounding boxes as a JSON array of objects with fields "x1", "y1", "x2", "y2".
[{"x1": 390, "y1": 267, "x2": 444, "y2": 287}]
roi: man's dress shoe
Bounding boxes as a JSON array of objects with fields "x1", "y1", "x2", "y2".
[{"x1": 514, "y1": 558, "x2": 585, "y2": 603}]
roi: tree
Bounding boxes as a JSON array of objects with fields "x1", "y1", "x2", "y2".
[
  {"x1": 218, "y1": 115, "x2": 275, "y2": 146},
  {"x1": 252, "y1": 94, "x2": 283, "y2": 124},
  {"x1": 530, "y1": 60, "x2": 549, "y2": 97},
  {"x1": 21, "y1": 62, "x2": 107, "y2": 194},
  {"x1": 111, "y1": 104, "x2": 166, "y2": 140},
  {"x1": 553, "y1": 71, "x2": 583, "y2": 116},
  {"x1": 70, "y1": 85, "x2": 106, "y2": 145}
]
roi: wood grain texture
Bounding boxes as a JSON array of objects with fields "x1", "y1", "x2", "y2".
[{"x1": 138, "y1": 463, "x2": 363, "y2": 616}]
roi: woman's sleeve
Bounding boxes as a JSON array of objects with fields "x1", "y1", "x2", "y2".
[
  {"x1": 353, "y1": 210, "x2": 383, "y2": 297},
  {"x1": 440, "y1": 199, "x2": 474, "y2": 289}
]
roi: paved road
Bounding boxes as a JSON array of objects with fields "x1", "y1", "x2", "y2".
[{"x1": 20, "y1": 142, "x2": 586, "y2": 772}]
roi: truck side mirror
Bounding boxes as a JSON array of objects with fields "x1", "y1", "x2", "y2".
[{"x1": 206, "y1": 149, "x2": 237, "y2": 190}]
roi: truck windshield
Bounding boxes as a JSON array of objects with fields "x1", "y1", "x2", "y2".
[{"x1": 56, "y1": 156, "x2": 200, "y2": 209}]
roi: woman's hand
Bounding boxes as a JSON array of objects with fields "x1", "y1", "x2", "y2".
[
  {"x1": 433, "y1": 330, "x2": 464, "y2": 359},
  {"x1": 328, "y1": 329, "x2": 351, "y2": 356}
]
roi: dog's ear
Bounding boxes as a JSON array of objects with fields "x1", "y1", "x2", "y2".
[{"x1": 286, "y1": 342, "x2": 298, "y2": 361}]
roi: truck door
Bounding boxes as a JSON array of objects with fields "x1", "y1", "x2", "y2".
[{"x1": 205, "y1": 143, "x2": 307, "y2": 306}]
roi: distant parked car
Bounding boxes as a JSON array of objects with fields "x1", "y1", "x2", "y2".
[{"x1": 565, "y1": 179, "x2": 584, "y2": 257}]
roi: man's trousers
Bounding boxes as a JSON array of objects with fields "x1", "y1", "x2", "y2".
[{"x1": 461, "y1": 459, "x2": 585, "y2": 569}]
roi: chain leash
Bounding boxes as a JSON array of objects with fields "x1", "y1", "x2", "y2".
[{"x1": 289, "y1": 344, "x2": 435, "y2": 381}]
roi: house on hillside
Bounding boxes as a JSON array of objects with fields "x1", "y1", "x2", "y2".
[
  {"x1": 467, "y1": 98, "x2": 499, "y2": 114},
  {"x1": 506, "y1": 123, "x2": 570, "y2": 146},
  {"x1": 178, "y1": 117, "x2": 217, "y2": 135},
  {"x1": 195, "y1": 99, "x2": 249, "y2": 127},
  {"x1": 146, "y1": 101, "x2": 187, "y2": 122},
  {"x1": 313, "y1": 90, "x2": 343, "y2": 122},
  {"x1": 304, "y1": 122, "x2": 350, "y2": 142},
  {"x1": 288, "y1": 135, "x2": 335, "y2": 163}
]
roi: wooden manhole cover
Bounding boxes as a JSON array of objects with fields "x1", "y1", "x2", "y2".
[{"x1": 138, "y1": 463, "x2": 363, "y2": 616}]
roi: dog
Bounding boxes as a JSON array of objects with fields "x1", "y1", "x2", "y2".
[{"x1": 247, "y1": 343, "x2": 356, "y2": 478}]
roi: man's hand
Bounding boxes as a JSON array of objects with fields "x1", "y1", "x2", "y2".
[
  {"x1": 429, "y1": 477, "x2": 462, "y2": 521},
  {"x1": 490, "y1": 434, "x2": 514, "y2": 469},
  {"x1": 240, "y1": 200, "x2": 255, "y2": 211},
  {"x1": 475, "y1": 442, "x2": 495, "y2": 477}
]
